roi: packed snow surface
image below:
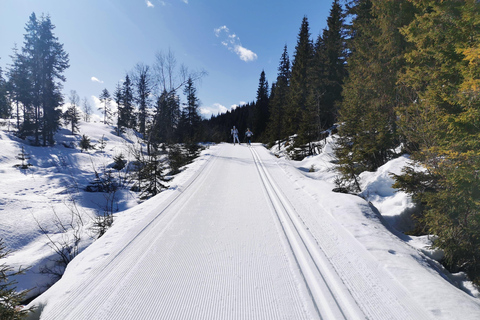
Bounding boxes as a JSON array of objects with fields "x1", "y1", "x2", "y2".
[
  {"x1": 1, "y1": 122, "x2": 480, "y2": 319},
  {"x1": 25, "y1": 141, "x2": 480, "y2": 319}
]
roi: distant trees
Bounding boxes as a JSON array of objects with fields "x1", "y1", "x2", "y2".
[
  {"x1": 267, "y1": 45, "x2": 290, "y2": 145},
  {"x1": 0, "y1": 66, "x2": 10, "y2": 119},
  {"x1": 207, "y1": 2, "x2": 347, "y2": 150},
  {"x1": 119, "y1": 74, "x2": 136, "y2": 131},
  {"x1": 253, "y1": 70, "x2": 269, "y2": 141},
  {"x1": 82, "y1": 97, "x2": 92, "y2": 122},
  {"x1": 98, "y1": 88, "x2": 112, "y2": 125},
  {"x1": 64, "y1": 90, "x2": 81, "y2": 134},
  {"x1": 133, "y1": 63, "x2": 153, "y2": 137},
  {"x1": 7, "y1": 12, "x2": 69, "y2": 145}
]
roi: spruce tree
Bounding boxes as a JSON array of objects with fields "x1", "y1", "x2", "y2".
[
  {"x1": 299, "y1": 1, "x2": 347, "y2": 152},
  {"x1": 319, "y1": 0, "x2": 346, "y2": 129},
  {"x1": 335, "y1": 0, "x2": 416, "y2": 190},
  {"x1": 17, "y1": 13, "x2": 69, "y2": 145},
  {"x1": 120, "y1": 74, "x2": 136, "y2": 130},
  {"x1": 253, "y1": 70, "x2": 269, "y2": 140},
  {"x1": 82, "y1": 97, "x2": 92, "y2": 122},
  {"x1": 151, "y1": 89, "x2": 180, "y2": 146},
  {"x1": 98, "y1": 88, "x2": 112, "y2": 125},
  {"x1": 285, "y1": 16, "x2": 314, "y2": 137},
  {"x1": 181, "y1": 77, "x2": 202, "y2": 142},
  {"x1": 113, "y1": 82, "x2": 123, "y2": 135},
  {"x1": 0, "y1": 239, "x2": 32, "y2": 319},
  {"x1": 394, "y1": 0, "x2": 480, "y2": 283},
  {"x1": 0, "y1": 66, "x2": 10, "y2": 119},
  {"x1": 64, "y1": 90, "x2": 80, "y2": 134},
  {"x1": 134, "y1": 63, "x2": 152, "y2": 137},
  {"x1": 266, "y1": 45, "x2": 290, "y2": 146},
  {"x1": 38, "y1": 15, "x2": 69, "y2": 145}
]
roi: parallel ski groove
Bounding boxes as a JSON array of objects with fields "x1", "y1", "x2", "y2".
[
  {"x1": 256, "y1": 147, "x2": 433, "y2": 320},
  {"x1": 250, "y1": 146, "x2": 353, "y2": 320},
  {"x1": 40, "y1": 144, "x2": 312, "y2": 319}
]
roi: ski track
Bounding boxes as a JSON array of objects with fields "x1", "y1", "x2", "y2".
[
  {"x1": 37, "y1": 144, "x2": 432, "y2": 319},
  {"x1": 252, "y1": 146, "x2": 432, "y2": 320},
  {"x1": 39, "y1": 144, "x2": 311, "y2": 319}
]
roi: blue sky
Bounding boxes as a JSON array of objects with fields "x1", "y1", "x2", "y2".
[{"x1": 0, "y1": 0, "x2": 335, "y2": 119}]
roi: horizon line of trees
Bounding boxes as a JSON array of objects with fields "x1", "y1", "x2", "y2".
[{"x1": 205, "y1": 0, "x2": 346, "y2": 155}]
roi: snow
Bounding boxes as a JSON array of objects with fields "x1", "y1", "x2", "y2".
[
  {"x1": 0, "y1": 121, "x2": 143, "y2": 297},
  {"x1": 1, "y1": 123, "x2": 480, "y2": 319}
]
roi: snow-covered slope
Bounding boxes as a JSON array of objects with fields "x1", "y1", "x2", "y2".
[
  {"x1": 0, "y1": 121, "x2": 143, "y2": 298},
  {"x1": 23, "y1": 141, "x2": 480, "y2": 319}
]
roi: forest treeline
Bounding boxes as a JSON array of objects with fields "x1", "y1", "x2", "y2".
[
  {"x1": 203, "y1": 0, "x2": 480, "y2": 284},
  {"x1": 1, "y1": 1, "x2": 480, "y2": 285}
]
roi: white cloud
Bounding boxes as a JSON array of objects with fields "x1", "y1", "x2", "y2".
[
  {"x1": 214, "y1": 26, "x2": 229, "y2": 37},
  {"x1": 182, "y1": 0, "x2": 188, "y2": 3},
  {"x1": 199, "y1": 102, "x2": 247, "y2": 118},
  {"x1": 199, "y1": 103, "x2": 229, "y2": 118},
  {"x1": 214, "y1": 25, "x2": 257, "y2": 62},
  {"x1": 91, "y1": 76, "x2": 104, "y2": 84},
  {"x1": 146, "y1": 0, "x2": 155, "y2": 8},
  {"x1": 234, "y1": 45, "x2": 258, "y2": 62}
]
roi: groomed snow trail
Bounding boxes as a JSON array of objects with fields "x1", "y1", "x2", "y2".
[{"x1": 35, "y1": 144, "x2": 431, "y2": 319}]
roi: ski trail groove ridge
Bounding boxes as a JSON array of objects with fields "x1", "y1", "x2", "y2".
[{"x1": 249, "y1": 146, "x2": 366, "y2": 320}]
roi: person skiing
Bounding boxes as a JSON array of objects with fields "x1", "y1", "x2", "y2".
[
  {"x1": 245, "y1": 128, "x2": 253, "y2": 145},
  {"x1": 231, "y1": 126, "x2": 240, "y2": 145}
]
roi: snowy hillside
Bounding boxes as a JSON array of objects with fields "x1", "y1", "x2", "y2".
[
  {"x1": 0, "y1": 121, "x2": 145, "y2": 299},
  {"x1": 1, "y1": 123, "x2": 480, "y2": 319}
]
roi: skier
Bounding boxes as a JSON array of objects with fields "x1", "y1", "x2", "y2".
[
  {"x1": 245, "y1": 128, "x2": 253, "y2": 145},
  {"x1": 231, "y1": 126, "x2": 240, "y2": 145}
]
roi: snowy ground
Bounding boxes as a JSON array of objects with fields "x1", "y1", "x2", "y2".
[
  {"x1": 0, "y1": 121, "x2": 143, "y2": 298},
  {"x1": 1, "y1": 123, "x2": 480, "y2": 319}
]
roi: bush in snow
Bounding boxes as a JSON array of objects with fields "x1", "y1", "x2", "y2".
[
  {"x1": 79, "y1": 134, "x2": 93, "y2": 152},
  {"x1": 0, "y1": 239, "x2": 32, "y2": 319}
]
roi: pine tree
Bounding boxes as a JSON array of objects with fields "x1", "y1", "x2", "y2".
[
  {"x1": 150, "y1": 89, "x2": 180, "y2": 146},
  {"x1": 266, "y1": 45, "x2": 290, "y2": 146},
  {"x1": 134, "y1": 148, "x2": 168, "y2": 200},
  {"x1": 16, "y1": 13, "x2": 69, "y2": 145},
  {"x1": 98, "y1": 88, "x2": 112, "y2": 125},
  {"x1": 63, "y1": 90, "x2": 80, "y2": 134},
  {"x1": 299, "y1": 1, "x2": 347, "y2": 152},
  {"x1": 7, "y1": 45, "x2": 29, "y2": 130},
  {"x1": 394, "y1": 0, "x2": 480, "y2": 283},
  {"x1": 113, "y1": 82, "x2": 123, "y2": 135},
  {"x1": 253, "y1": 70, "x2": 269, "y2": 140},
  {"x1": 38, "y1": 15, "x2": 69, "y2": 145},
  {"x1": 82, "y1": 97, "x2": 92, "y2": 122},
  {"x1": 79, "y1": 134, "x2": 92, "y2": 152},
  {"x1": 119, "y1": 74, "x2": 135, "y2": 130},
  {"x1": 133, "y1": 63, "x2": 152, "y2": 137},
  {"x1": 285, "y1": 16, "x2": 314, "y2": 136},
  {"x1": 15, "y1": 145, "x2": 31, "y2": 169},
  {"x1": 318, "y1": 0, "x2": 346, "y2": 129},
  {"x1": 0, "y1": 66, "x2": 10, "y2": 119},
  {"x1": 181, "y1": 77, "x2": 202, "y2": 142},
  {"x1": 335, "y1": 0, "x2": 416, "y2": 191},
  {"x1": 0, "y1": 239, "x2": 32, "y2": 319}
]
